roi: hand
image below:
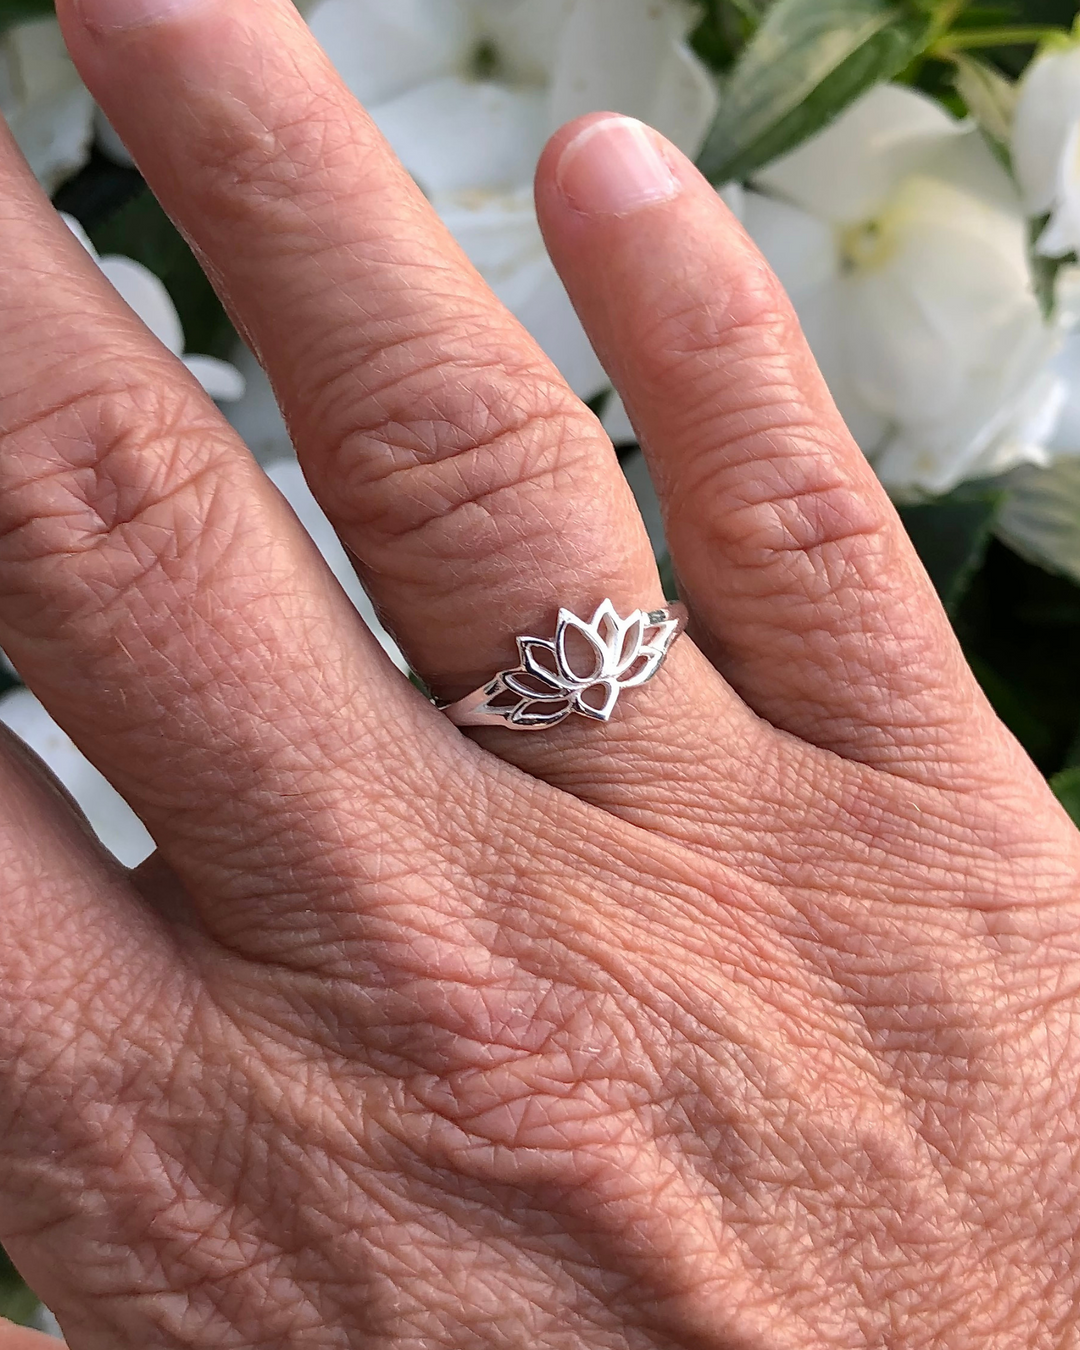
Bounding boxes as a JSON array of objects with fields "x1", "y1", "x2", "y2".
[{"x1": 0, "y1": 1, "x2": 1077, "y2": 1346}]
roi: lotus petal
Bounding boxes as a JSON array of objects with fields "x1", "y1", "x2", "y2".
[
  {"x1": 502, "y1": 669, "x2": 570, "y2": 702},
  {"x1": 573, "y1": 680, "x2": 621, "y2": 722},
  {"x1": 556, "y1": 609, "x2": 608, "y2": 684},
  {"x1": 609, "y1": 611, "x2": 648, "y2": 679},
  {"x1": 519, "y1": 636, "x2": 577, "y2": 690},
  {"x1": 510, "y1": 698, "x2": 574, "y2": 729}
]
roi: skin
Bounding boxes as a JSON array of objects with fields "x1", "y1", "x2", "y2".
[{"x1": 0, "y1": 0, "x2": 1077, "y2": 1344}]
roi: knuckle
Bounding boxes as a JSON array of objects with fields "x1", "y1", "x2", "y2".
[
  {"x1": 307, "y1": 339, "x2": 608, "y2": 561},
  {"x1": 723, "y1": 446, "x2": 887, "y2": 569},
  {"x1": 0, "y1": 362, "x2": 237, "y2": 620},
  {"x1": 648, "y1": 250, "x2": 801, "y2": 387},
  {"x1": 678, "y1": 413, "x2": 891, "y2": 602}
]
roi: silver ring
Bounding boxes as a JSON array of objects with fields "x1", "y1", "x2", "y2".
[{"x1": 439, "y1": 599, "x2": 686, "y2": 732}]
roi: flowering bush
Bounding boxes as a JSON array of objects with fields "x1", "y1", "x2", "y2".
[{"x1": 0, "y1": 7, "x2": 1078, "y2": 1210}]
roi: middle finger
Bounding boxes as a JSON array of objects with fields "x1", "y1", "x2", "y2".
[{"x1": 57, "y1": 0, "x2": 780, "y2": 821}]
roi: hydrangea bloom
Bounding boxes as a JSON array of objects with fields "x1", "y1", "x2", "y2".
[{"x1": 740, "y1": 83, "x2": 1073, "y2": 497}]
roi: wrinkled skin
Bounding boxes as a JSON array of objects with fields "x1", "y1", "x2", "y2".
[{"x1": 0, "y1": 2, "x2": 1078, "y2": 1347}]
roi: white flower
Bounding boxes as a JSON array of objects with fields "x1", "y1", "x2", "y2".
[
  {"x1": 741, "y1": 83, "x2": 1068, "y2": 497},
  {"x1": 303, "y1": 0, "x2": 717, "y2": 401},
  {"x1": 0, "y1": 18, "x2": 94, "y2": 193},
  {"x1": 0, "y1": 458, "x2": 406, "y2": 867},
  {"x1": 61, "y1": 212, "x2": 246, "y2": 403},
  {"x1": 0, "y1": 687, "x2": 155, "y2": 867},
  {"x1": 1013, "y1": 41, "x2": 1080, "y2": 260}
]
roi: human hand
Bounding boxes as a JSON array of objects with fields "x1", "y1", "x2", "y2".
[{"x1": 0, "y1": 1, "x2": 1078, "y2": 1345}]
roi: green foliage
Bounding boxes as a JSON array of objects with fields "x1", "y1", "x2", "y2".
[
  {"x1": 899, "y1": 486, "x2": 1004, "y2": 615},
  {"x1": 697, "y1": 0, "x2": 936, "y2": 184},
  {"x1": 690, "y1": 0, "x2": 765, "y2": 70},
  {"x1": 0, "y1": 1247, "x2": 36, "y2": 1326},
  {"x1": 0, "y1": 0, "x2": 54, "y2": 30},
  {"x1": 1052, "y1": 765, "x2": 1080, "y2": 824},
  {"x1": 955, "y1": 542, "x2": 1080, "y2": 774}
]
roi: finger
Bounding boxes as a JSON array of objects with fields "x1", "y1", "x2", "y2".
[
  {"x1": 534, "y1": 114, "x2": 1009, "y2": 784},
  {"x1": 0, "y1": 727, "x2": 186, "y2": 1320},
  {"x1": 0, "y1": 128, "x2": 457, "y2": 948},
  {"x1": 51, "y1": 0, "x2": 774, "y2": 814},
  {"x1": 0, "y1": 1322, "x2": 60, "y2": 1350}
]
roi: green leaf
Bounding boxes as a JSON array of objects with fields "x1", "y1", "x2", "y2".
[
  {"x1": 1051, "y1": 765, "x2": 1080, "y2": 826},
  {"x1": 953, "y1": 539, "x2": 1080, "y2": 773},
  {"x1": 0, "y1": 1247, "x2": 37, "y2": 1326},
  {"x1": 697, "y1": 0, "x2": 935, "y2": 184},
  {"x1": 0, "y1": 0, "x2": 54, "y2": 30},
  {"x1": 997, "y1": 458, "x2": 1080, "y2": 587},
  {"x1": 898, "y1": 485, "x2": 1004, "y2": 614}
]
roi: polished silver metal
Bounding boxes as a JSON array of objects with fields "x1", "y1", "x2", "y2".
[{"x1": 440, "y1": 599, "x2": 687, "y2": 731}]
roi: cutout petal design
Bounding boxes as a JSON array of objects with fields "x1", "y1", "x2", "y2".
[{"x1": 450, "y1": 601, "x2": 683, "y2": 730}]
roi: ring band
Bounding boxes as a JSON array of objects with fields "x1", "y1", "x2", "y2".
[{"x1": 439, "y1": 599, "x2": 686, "y2": 732}]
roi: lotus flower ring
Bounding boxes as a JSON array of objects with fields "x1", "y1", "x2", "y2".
[{"x1": 438, "y1": 600, "x2": 687, "y2": 731}]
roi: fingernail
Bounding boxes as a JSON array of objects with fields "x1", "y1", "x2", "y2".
[
  {"x1": 556, "y1": 116, "x2": 680, "y2": 217},
  {"x1": 72, "y1": 0, "x2": 209, "y2": 32}
]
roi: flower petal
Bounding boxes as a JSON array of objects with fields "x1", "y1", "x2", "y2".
[
  {"x1": 518, "y1": 636, "x2": 573, "y2": 687},
  {"x1": 97, "y1": 255, "x2": 185, "y2": 356},
  {"x1": 0, "y1": 688, "x2": 153, "y2": 866},
  {"x1": 1013, "y1": 46, "x2": 1080, "y2": 217},
  {"x1": 502, "y1": 670, "x2": 571, "y2": 701},
  {"x1": 755, "y1": 83, "x2": 967, "y2": 224},
  {"x1": 840, "y1": 175, "x2": 1052, "y2": 493},
  {"x1": 182, "y1": 355, "x2": 247, "y2": 403},
  {"x1": 59, "y1": 211, "x2": 97, "y2": 259},
  {"x1": 373, "y1": 75, "x2": 547, "y2": 194},
  {"x1": 0, "y1": 19, "x2": 94, "y2": 193},
  {"x1": 1048, "y1": 329, "x2": 1080, "y2": 457},
  {"x1": 647, "y1": 39, "x2": 720, "y2": 159},
  {"x1": 573, "y1": 680, "x2": 621, "y2": 722},
  {"x1": 548, "y1": 0, "x2": 715, "y2": 155},
  {"x1": 306, "y1": 0, "x2": 471, "y2": 108},
  {"x1": 740, "y1": 190, "x2": 837, "y2": 298},
  {"x1": 509, "y1": 697, "x2": 574, "y2": 729},
  {"x1": 739, "y1": 191, "x2": 890, "y2": 454},
  {"x1": 997, "y1": 456, "x2": 1080, "y2": 585},
  {"x1": 1034, "y1": 120, "x2": 1080, "y2": 259},
  {"x1": 495, "y1": 254, "x2": 607, "y2": 400},
  {"x1": 477, "y1": 0, "x2": 575, "y2": 85},
  {"x1": 609, "y1": 611, "x2": 648, "y2": 680},
  {"x1": 557, "y1": 608, "x2": 608, "y2": 684},
  {"x1": 438, "y1": 189, "x2": 609, "y2": 399}
]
